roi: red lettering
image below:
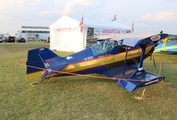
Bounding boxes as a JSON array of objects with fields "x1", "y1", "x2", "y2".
[
  {"x1": 117, "y1": 30, "x2": 120, "y2": 34},
  {"x1": 44, "y1": 58, "x2": 54, "y2": 63},
  {"x1": 102, "y1": 29, "x2": 120, "y2": 34}
]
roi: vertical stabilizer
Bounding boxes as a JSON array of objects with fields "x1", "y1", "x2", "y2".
[{"x1": 26, "y1": 48, "x2": 66, "y2": 79}]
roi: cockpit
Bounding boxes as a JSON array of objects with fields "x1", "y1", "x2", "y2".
[{"x1": 91, "y1": 40, "x2": 114, "y2": 56}]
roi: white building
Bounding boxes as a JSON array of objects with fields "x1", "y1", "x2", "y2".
[
  {"x1": 17, "y1": 26, "x2": 50, "y2": 41},
  {"x1": 50, "y1": 15, "x2": 132, "y2": 52}
]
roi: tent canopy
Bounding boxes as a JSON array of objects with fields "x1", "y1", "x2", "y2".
[{"x1": 50, "y1": 15, "x2": 131, "y2": 30}]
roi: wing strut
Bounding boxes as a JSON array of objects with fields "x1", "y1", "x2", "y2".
[
  {"x1": 115, "y1": 42, "x2": 164, "y2": 92},
  {"x1": 122, "y1": 46, "x2": 129, "y2": 77},
  {"x1": 129, "y1": 44, "x2": 146, "y2": 78}
]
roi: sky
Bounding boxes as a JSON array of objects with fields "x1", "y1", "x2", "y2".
[{"x1": 0, "y1": 0, "x2": 177, "y2": 35}]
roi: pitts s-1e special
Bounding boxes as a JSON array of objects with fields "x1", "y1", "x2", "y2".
[{"x1": 26, "y1": 33, "x2": 177, "y2": 92}]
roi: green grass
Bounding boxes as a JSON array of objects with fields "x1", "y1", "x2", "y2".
[{"x1": 0, "y1": 42, "x2": 177, "y2": 119}]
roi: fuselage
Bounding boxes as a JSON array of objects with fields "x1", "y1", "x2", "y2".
[{"x1": 45, "y1": 41, "x2": 154, "y2": 79}]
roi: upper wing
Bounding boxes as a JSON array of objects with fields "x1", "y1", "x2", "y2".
[{"x1": 111, "y1": 33, "x2": 177, "y2": 47}]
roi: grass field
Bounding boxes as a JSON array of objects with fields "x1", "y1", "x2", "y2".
[{"x1": 0, "y1": 42, "x2": 177, "y2": 119}]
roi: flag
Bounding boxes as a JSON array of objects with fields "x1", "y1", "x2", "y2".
[
  {"x1": 112, "y1": 15, "x2": 116, "y2": 21},
  {"x1": 79, "y1": 16, "x2": 84, "y2": 32},
  {"x1": 132, "y1": 22, "x2": 134, "y2": 32}
]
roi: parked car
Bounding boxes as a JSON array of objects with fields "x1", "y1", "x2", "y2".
[
  {"x1": 4, "y1": 36, "x2": 16, "y2": 43},
  {"x1": 0, "y1": 37, "x2": 2, "y2": 43},
  {"x1": 17, "y1": 38, "x2": 26, "y2": 43}
]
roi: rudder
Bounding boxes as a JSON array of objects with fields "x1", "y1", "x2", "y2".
[{"x1": 26, "y1": 47, "x2": 66, "y2": 79}]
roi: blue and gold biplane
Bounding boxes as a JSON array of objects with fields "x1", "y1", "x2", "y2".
[
  {"x1": 26, "y1": 33, "x2": 176, "y2": 92},
  {"x1": 155, "y1": 34, "x2": 177, "y2": 53}
]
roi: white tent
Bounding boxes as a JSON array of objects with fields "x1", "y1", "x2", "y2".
[{"x1": 50, "y1": 15, "x2": 131, "y2": 52}]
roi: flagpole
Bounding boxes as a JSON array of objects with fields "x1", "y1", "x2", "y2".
[
  {"x1": 82, "y1": 14, "x2": 85, "y2": 49},
  {"x1": 132, "y1": 22, "x2": 134, "y2": 33}
]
